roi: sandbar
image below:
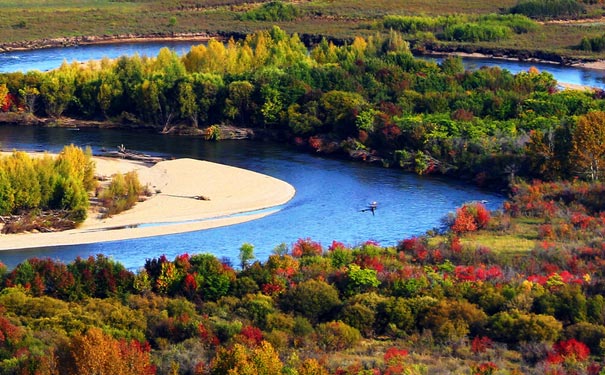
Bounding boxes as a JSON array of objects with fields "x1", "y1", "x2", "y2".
[{"x1": 0, "y1": 155, "x2": 295, "y2": 250}]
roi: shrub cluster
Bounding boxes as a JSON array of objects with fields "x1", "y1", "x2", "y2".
[
  {"x1": 239, "y1": 1, "x2": 299, "y2": 22},
  {"x1": 0, "y1": 145, "x2": 94, "y2": 223},
  {"x1": 383, "y1": 13, "x2": 538, "y2": 42},
  {"x1": 2, "y1": 27, "x2": 605, "y2": 189},
  {"x1": 3, "y1": 176, "x2": 605, "y2": 374},
  {"x1": 580, "y1": 34, "x2": 605, "y2": 52},
  {"x1": 509, "y1": 0, "x2": 586, "y2": 19},
  {"x1": 98, "y1": 170, "x2": 144, "y2": 217}
]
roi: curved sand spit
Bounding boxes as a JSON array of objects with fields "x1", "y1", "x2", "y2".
[{"x1": 0, "y1": 156, "x2": 295, "y2": 250}]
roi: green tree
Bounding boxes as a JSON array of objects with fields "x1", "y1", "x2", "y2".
[
  {"x1": 18, "y1": 85, "x2": 40, "y2": 114},
  {"x1": 320, "y1": 90, "x2": 368, "y2": 137},
  {"x1": 177, "y1": 77, "x2": 199, "y2": 128},
  {"x1": 239, "y1": 243, "x2": 255, "y2": 270},
  {"x1": 345, "y1": 263, "x2": 380, "y2": 295},
  {"x1": 0, "y1": 167, "x2": 15, "y2": 215},
  {"x1": 39, "y1": 62, "x2": 76, "y2": 118},
  {"x1": 3, "y1": 151, "x2": 41, "y2": 211},
  {"x1": 224, "y1": 80, "x2": 255, "y2": 125},
  {"x1": 281, "y1": 279, "x2": 341, "y2": 323}
]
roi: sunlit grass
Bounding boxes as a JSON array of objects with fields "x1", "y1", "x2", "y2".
[{"x1": 461, "y1": 232, "x2": 536, "y2": 255}]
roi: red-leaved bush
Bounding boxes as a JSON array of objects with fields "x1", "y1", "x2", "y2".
[{"x1": 451, "y1": 202, "x2": 490, "y2": 234}]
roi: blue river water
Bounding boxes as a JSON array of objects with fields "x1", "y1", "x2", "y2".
[{"x1": 0, "y1": 125, "x2": 503, "y2": 270}]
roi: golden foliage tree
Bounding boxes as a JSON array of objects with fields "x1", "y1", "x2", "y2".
[
  {"x1": 210, "y1": 340, "x2": 283, "y2": 375},
  {"x1": 65, "y1": 327, "x2": 155, "y2": 375},
  {"x1": 572, "y1": 111, "x2": 605, "y2": 181}
]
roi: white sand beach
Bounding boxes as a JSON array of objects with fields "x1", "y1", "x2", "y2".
[{"x1": 0, "y1": 155, "x2": 295, "y2": 250}]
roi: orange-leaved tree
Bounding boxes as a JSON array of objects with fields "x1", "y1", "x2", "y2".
[
  {"x1": 572, "y1": 111, "x2": 605, "y2": 181},
  {"x1": 64, "y1": 327, "x2": 155, "y2": 375}
]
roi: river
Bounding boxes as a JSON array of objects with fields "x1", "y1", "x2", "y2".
[{"x1": 0, "y1": 125, "x2": 502, "y2": 269}]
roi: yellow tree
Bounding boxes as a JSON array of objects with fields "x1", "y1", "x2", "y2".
[
  {"x1": 0, "y1": 83, "x2": 8, "y2": 110},
  {"x1": 210, "y1": 340, "x2": 283, "y2": 375},
  {"x1": 68, "y1": 327, "x2": 123, "y2": 375},
  {"x1": 66, "y1": 327, "x2": 155, "y2": 375},
  {"x1": 572, "y1": 111, "x2": 605, "y2": 181}
]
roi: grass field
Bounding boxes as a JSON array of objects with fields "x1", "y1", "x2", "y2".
[{"x1": 0, "y1": 0, "x2": 604, "y2": 59}]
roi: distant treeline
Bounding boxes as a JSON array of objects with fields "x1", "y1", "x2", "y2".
[{"x1": 2, "y1": 27, "x2": 605, "y2": 187}]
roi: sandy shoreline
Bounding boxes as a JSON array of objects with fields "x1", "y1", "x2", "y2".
[{"x1": 0, "y1": 155, "x2": 295, "y2": 251}]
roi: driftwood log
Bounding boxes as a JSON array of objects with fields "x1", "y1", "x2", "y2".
[{"x1": 102, "y1": 145, "x2": 164, "y2": 163}]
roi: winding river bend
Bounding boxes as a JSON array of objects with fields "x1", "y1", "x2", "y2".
[
  {"x1": 2, "y1": 41, "x2": 599, "y2": 269},
  {"x1": 0, "y1": 125, "x2": 502, "y2": 269}
]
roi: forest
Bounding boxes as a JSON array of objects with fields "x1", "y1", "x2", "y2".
[{"x1": 1, "y1": 4, "x2": 605, "y2": 374}]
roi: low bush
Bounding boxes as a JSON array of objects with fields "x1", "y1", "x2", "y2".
[
  {"x1": 239, "y1": 1, "x2": 299, "y2": 22},
  {"x1": 98, "y1": 171, "x2": 144, "y2": 217}
]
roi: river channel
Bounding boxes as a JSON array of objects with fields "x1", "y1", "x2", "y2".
[{"x1": 0, "y1": 125, "x2": 502, "y2": 269}]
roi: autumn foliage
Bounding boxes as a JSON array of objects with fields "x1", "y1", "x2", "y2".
[
  {"x1": 450, "y1": 202, "x2": 491, "y2": 233},
  {"x1": 3, "y1": 176, "x2": 605, "y2": 374}
]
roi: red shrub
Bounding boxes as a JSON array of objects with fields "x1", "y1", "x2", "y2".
[
  {"x1": 183, "y1": 273, "x2": 198, "y2": 296},
  {"x1": 384, "y1": 347, "x2": 408, "y2": 364},
  {"x1": 291, "y1": 238, "x2": 323, "y2": 257},
  {"x1": 548, "y1": 339, "x2": 590, "y2": 364},
  {"x1": 471, "y1": 336, "x2": 493, "y2": 354},
  {"x1": 474, "y1": 203, "x2": 491, "y2": 228},
  {"x1": 261, "y1": 282, "x2": 285, "y2": 296},
  {"x1": 239, "y1": 325, "x2": 263, "y2": 347},
  {"x1": 538, "y1": 224, "x2": 555, "y2": 239},
  {"x1": 328, "y1": 241, "x2": 347, "y2": 251},
  {"x1": 451, "y1": 206, "x2": 478, "y2": 233},
  {"x1": 450, "y1": 236, "x2": 462, "y2": 253}
]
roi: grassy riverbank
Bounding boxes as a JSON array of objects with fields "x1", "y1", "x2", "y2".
[{"x1": 1, "y1": 0, "x2": 605, "y2": 62}]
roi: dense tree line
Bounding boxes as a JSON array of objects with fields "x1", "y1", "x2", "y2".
[
  {"x1": 383, "y1": 14, "x2": 538, "y2": 42},
  {"x1": 0, "y1": 145, "x2": 95, "y2": 222},
  {"x1": 2, "y1": 27, "x2": 605, "y2": 187}
]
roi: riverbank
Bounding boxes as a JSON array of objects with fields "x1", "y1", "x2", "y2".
[
  {"x1": 0, "y1": 154, "x2": 295, "y2": 251},
  {"x1": 415, "y1": 40, "x2": 605, "y2": 72},
  {"x1": 0, "y1": 32, "x2": 218, "y2": 52}
]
